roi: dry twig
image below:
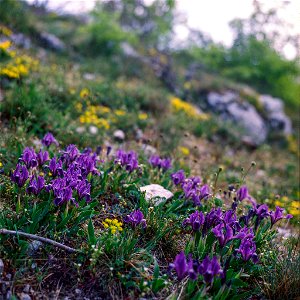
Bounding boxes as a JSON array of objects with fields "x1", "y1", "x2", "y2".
[{"x1": 0, "y1": 229, "x2": 79, "y2": 253}]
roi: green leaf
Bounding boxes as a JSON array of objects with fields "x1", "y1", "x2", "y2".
[{"x1": 88, "y1": 219, "x2": 96, "y2": 246}]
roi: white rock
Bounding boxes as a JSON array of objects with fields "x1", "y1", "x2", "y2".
[
  {"x1": 83, "y1": 73, "x2": 96, "y2": 81},
  {"x1": 113, "y1": 129, "x2": 125, "y2": 140},
  {"x1": 32, "y1": 138, "x2": 42, "y2": 149},
  {"x1": 76, "y1": 126, "x2": 86, "y2": 134},
  {"x1": 259, "y1": 94, "x2": 292, "y2": 135},
  {"x1": 89, "y1": 125, "x2": 98, "y2": 135},
  {"x1": 141, "y1": 144, "x2": 157, "y2": 156},
  {"x1": 140, "y1": 184, "x2": 173, "y2": 205}
]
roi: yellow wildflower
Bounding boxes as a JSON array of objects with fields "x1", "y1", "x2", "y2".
[
  {"x1": 0, "y1": 25, "x2": 12, "y2": 36},
  {"x1": 183, "y1": 81, "x2": 192, "y2": 90},
  {"x1": 98, "y1": 106, "x2": 111, "y2": 114},
  {"x1": 102, "y1": 218, "x2": 123, "y2": 234},
  {"x1": 80, "y1": 88, "x2": 90, "y2": 98},
  {"x1": 115, "y1": 109, "x2": 126, "y2": 116},
  {"x1": 171, "y1": 97, "x2": 198, "y2": 118},
  {"x1": 75, "y1": 102, "x2": 83, "y2": 112},
  {"x1": 96, "y1": 118, "x2": 110, "y2": 130},
  {"x1": 179, "y1": 146, "x2": 190, "y2": 156},
  {"x1": 170, "y1": 96, "x2": 210, "y2": 121},
  {"x1": 0, "y1": 40, "x2": 11, "y2": 50},
  {"x1": 138, "y1": 113, "x2": 148, "y2": 120}
]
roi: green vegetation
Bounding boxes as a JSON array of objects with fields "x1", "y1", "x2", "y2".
[{"x1": 0, "y1": 0, "x2": 299, "y2": 299}]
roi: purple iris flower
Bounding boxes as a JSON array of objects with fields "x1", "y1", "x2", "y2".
[
  {"x1": 171, "y1": 170, "x2": 185, "y2": 185},
  {"x1": 37, "y1": 149, "x2": 49, "y2": 166},
  {"x1": 61, "y1": 144, "x2": 80, "y2": 166},
  {"x1": 183, "y1": 211, "x2": 205, "y2": 231},
  {"x1": 199, "y1": 184, "x2": 210, "y2": 201},
  {"x1": 212, "y1": 223, "x2": 235, "y2": 247},
  {"x1": 239, "y1": 208, "x2": 255, "y2": 227},
  {"x1": 11, "y1": 164, "x2": 29, "y2": 187},
  {"x1": 42, "y1": 132, "x2": 59, "y2": 147},
  {"x1": 253, "y1": 204, "x2": 270, "y2": 228},
  {"x1": 76, "y1": 180, "x2": 91, "y2": 202},
  {"x1": 236, "y1": 238, "x2": 258, "y2": 263},
  {"x1": 106, "y1": 146, "x2": 112, "y2": 156},
  {"x1": 149, "y1": 155, "x2": 160, "y2": 168},
  {"x1": 149, "y1": 155, "x2": 172, "y2": 171},
  {"x1": 234, "y1": 226, "x2": 254, "y2": 240},
  {"x1": 83, "y1": 147, "x2": 92, "y2": 154},
  {"x1": 53, "y1": 186, "x2": 76, "y2": 206},
  {"x1": 198, "y1": 256, "x2": 223, "y2": 284},
  {"x1": 124, "y1": 209, "x2": 147, "y2": 228},
  {"x1": 76, "y1": 153, "x2": 99, "y2": 177},
  {"x1": 115, "y1": 150, "x2": 139, "y2": 173},
  {"x1": 182, "y1": 176, "x2": 201, "y2": 191},
  {"x1": 202, "y1": 208, "x2": 223, "y2": 234},
  {"x1": 126, "y1": 156, "x2": 138, "y2": 172},
  {"x1": 269, "y1": 206, "x2": 293, "y2": 226},
  {"x1": 27, "y1": 175, "x2": 45, "y2": 195},
  {"x1": 48, "y1": 157, "x2": 63, "y2": 177},
  {"x1": 50, "y1": 177, "x2": 67, "y2": 196},
  {"x1": 169, "y1": 252, "x2": 198, "y2": 281},
  {"x1": 236, "y1": 185, "x2": 249, "y2": 201},
  {"x1": 223, "y1": 210, "x2": 237, "y2": 226},
  {"x1": 180, "y1": 176, "x2": 210, "y2": 206},
  {"x1": 160, "y1": 158, "x2": 172, "y2": 171},
  {"x1": 20, "y1": 147, "x2": 38, "y2": 169}
]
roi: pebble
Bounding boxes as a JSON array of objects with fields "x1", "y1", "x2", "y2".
[{"x1": 113, "y1": 130, "x2": 125, "y2": 141}]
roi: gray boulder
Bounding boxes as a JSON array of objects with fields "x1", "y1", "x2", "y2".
[
  {"x1": 259, "y1": 95, "x2": 292, "y2": 135},
  {"x1": 207, "y1": 91, "x2": 268, "y2": 145},
  {"x1": 39, "y1": 32, "x2": 66, "y2": 52},
  {"x1": 10, "y1": 33, "x2": 31, "y2": 49}
]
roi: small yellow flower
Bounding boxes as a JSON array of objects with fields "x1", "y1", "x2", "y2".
[
  {"x1": 75, "y1": 102, "x2": 83, "y2": 112},
  {"x1": 80, "y1": 88, "x2": 90, "y2": 98},
  {"x1": 102, "y1": 218, "x2": 123, "y2": 234},
  {"x1": 0, "y1": 40, "x2": 11, "y2": 50},
  {"x1": 179, "y1": 146, "x2": 190, "y2": 156},
  {"x1": 115, "y1": 109, "x2": 126, "y2": 116},
  {"x1": 0, "y1": 25, "x2": 12, "y2": 36},
  {"x1": 0, "y1": 162, "x2": 3, "y2": 167},
  {"x1": 183, "y1": 81, "x2": 192, "y2": 90},
  {"x1": 274, "y1": 200, "x2": 282, "y2": 207},
  {"x1": 98, "y1": 106, "x2": 111, "y2": 114},
  {"x1": 138, "y1": 113, "x2": 148, "y2": 120},
  {"x1": 96, "y1": 118, "x2": 110, "y2": 130}
]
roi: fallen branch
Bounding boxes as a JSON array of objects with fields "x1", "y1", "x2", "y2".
[{"x1": 0, "y1": 229, "x2": 80, "y2": 253}]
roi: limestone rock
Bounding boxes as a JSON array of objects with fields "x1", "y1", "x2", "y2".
[
  {"x1": 259, "y1": 94, "x2": 292, "y2": 135},
  {"x1": 140, "y1": 184, "x2": 173, "y2": 205},
  {"x1": 207, "y1": 91, "x2": 267, "y2": 145},
  {"x1": 113, "y1": 130, "x2": 125, "y2": 141},
  {"x1": 39, "y1": 32, "x2": 66, "y2": 52}
]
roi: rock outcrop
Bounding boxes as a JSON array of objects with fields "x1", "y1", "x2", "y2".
[{"x1": 205, "y1": 91, "x2": 292, "y2": 146}]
